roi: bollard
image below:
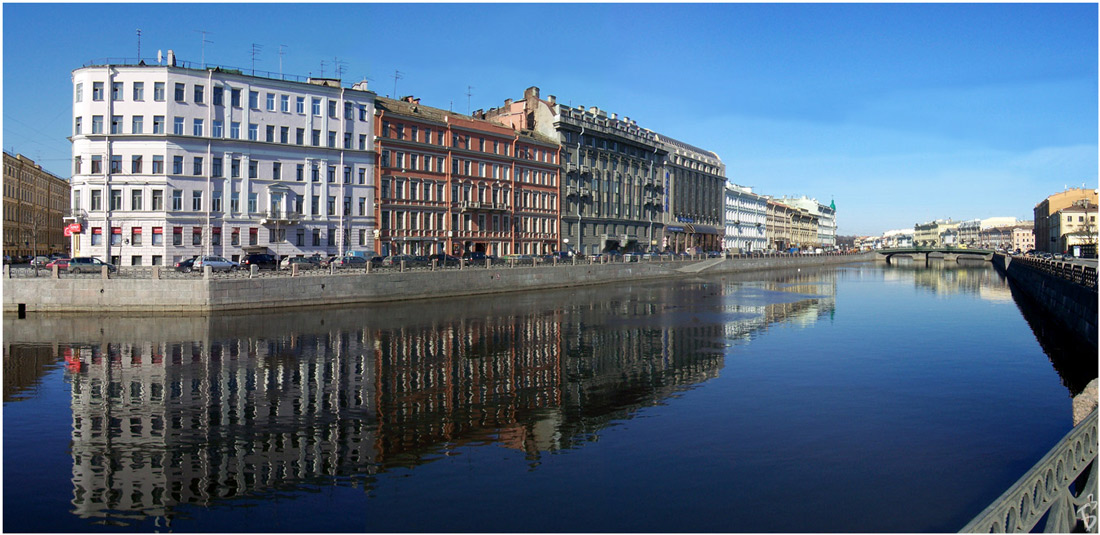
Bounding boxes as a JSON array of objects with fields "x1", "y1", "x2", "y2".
[
  {"x1": 432, "y1": 259, "x2": 438, "y2": 271},
  {"x1": 366, "y1": 260, "x2": 371, "y2": 273},
  {"x1": 101, "y1": 265, "x2": 109, "y2": 279},
  {"x1": 52, "y1": 265, "x2": 59, "y2": 279},
  {"x1": 152, "y1": 266, "x2": 161, "y2": 280},
  {"x1": 3, "y1": 265, "x2": 9, "y2": 278},
  {"x1": 250, "y1": 264, "x2": 258, "y2": 278},
  {"x1": 400, "y1": 260, "x2": 406, "y2": 272},
  {"x1": 292, "y1": 264, "x2": 299, "y2": 277},
  {"x1": 486, "y1": 258, "x2": 491, "y2": 269},
  {"x1": 204, "y1": 265, "x2": 212, "y2": 279}
]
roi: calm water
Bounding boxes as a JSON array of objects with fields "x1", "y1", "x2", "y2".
[{"x1": 3, "y1": 261, "x2": 1094, "y2": 532}]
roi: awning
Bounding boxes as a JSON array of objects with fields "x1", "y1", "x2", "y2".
[{"x1": 693, "y1": 225, "x2": 720, "y2": 235}]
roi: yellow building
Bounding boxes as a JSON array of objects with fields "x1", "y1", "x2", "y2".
[
  {"x1": 1050, "y1": 200, "x2": 1098, "y2": 255},
  {"x1": 913, "y1": 219, "x2": 959, "y2": 247},
  {"x1": 1034, "y1": 188, "x2": 1098, "y2": 253},
  {"x1": 3, "y1": 152, "x2": 70, "y2": 258}
]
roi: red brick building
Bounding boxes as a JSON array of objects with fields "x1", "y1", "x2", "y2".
[{"x1": 375, "y1": 96, "x2": 560, "y2": 257}]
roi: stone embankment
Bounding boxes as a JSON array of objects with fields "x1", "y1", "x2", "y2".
[
  {"x1": 992, "y1": 253, "x2": 1098, "y2": 348},
  {"x1": 4, "y1": 253, "x2": 870, "y2": 315}
]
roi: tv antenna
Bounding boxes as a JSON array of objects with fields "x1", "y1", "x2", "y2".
[
  {"x1": 333, "y1": 57, "x2": 348, "y2": 79},
  {"x1": 136, "y1": 29, "x2": 142, "y2": 59},
  {"x1": 250, "y1": 43, "x2": 263, "y2": 75},
  {"x1": 195, "y1": 29, "x2": 213, "y2": 68},
  {"x1": 278, "y1": 44, "x2": 287, "y2": 76},
  {"x1": 466, "y1": 85, "x2": 474, "y2": 114},
  {"x1": 392, "y1": 70, "x2": 403, "y2": 99}
]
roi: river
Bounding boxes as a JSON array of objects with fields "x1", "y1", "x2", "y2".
[{"x1": 3, "y1": 261, "x2": 1093, "y2": 532}]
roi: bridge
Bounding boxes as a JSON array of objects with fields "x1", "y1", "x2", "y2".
[{"x1": 874, "y1": 247, "x2": 995, "y2": 265}]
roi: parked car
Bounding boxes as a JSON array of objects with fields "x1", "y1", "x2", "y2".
[
  {"x1": 331, "y1": 256, "x2": 368, "y2": 268},
  {"x1": 174, "y1": 256, "x2": 198, "y2": 273},
  {"x1": 193, "y1": 255, "x2": 238, "y2": 272},
  {"x1": 240, "y1": 253, "x2": 279, "y2": 270},
  {"x1": 428, "y1": 253, "x2": 461, "y2": 267},
  {"x1": 68, "y1": 257, "x2": 117, "y2": 274},
  {"x1": 281, "y1": 256, "x2": 320, "y2": 270},
  {"x1": 30, "y1": 256, "x2": 51, "y2": 267},
  {"x1": 461, "y1": 251, "x2": 489, "y2": 263},
  {"x1": 45, "y1": 258, "x2": 71, "y2": 270},
  {"x1": 381, "y1": 254, "x2": 423, "y2": 267}
]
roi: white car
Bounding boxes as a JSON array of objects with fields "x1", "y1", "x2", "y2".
[{"x1": 192, "y1": 255, "x2": 238, "y2": 272}]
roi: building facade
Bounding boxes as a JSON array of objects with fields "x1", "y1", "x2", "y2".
[
  {"x1": 3, "y1": 152, "x2": 70, "y2": 258},
  {"x1": 913, "y1": 219, "x2": 959, "y2": 247},
  {"x1": 1050, "y1": 200, "x2": 1098, "y2": 255},
  {"x1": 657, "y1": 135, "x2": 725, "y2": 253},
  {"x1": 1011, "y1": 224, "x2": 1035, "y2": 252},
  {"x1": 484, "y1": 87, "x2": 666, "y2": 256},
  {"x1": 1033, "y1": 188, "x2": 1099, "y2": 254},
  {"x1": 375, "y1": 96, "x2": 560, "y2": 257},
  {"x1": 774, "y1": 196, "x2": 836, "y2": 249},
  {"x1": 69, "y1": 53, "x2": 376, "y2": 266},
  {"x1": 723, "y1": 183, "x2": 767, "y2": 253}
]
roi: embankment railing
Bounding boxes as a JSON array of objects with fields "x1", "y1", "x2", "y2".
[{"x1": 1011, "y1": 257, "x2": 1098, "y2": 290}]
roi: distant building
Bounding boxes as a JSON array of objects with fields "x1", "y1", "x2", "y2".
[
  {"x1": 913, "y1": 219, "x2": 958, "y2": 247},
  {"x1": 3, "y1": 152, "x2": 70, "y2": 258},
  {"x1": 881, "y1": 229, "x2": 913, "y2": 248},
  {"x1": 1034, "y1": 188, "x2": 1098, "y2": 253},
  {"x1": 1011, "y1": 224, "x2": 1034, "y2": 252},
  {"x1": 1049, "y1": 200, "x2": 1098, "y2": 255},
  {"x1": 70, "y1": 53, "x2": 376, "y2": 266},
  {"x1": 723, "y1": 183, "x2": 766, "y2": 253},
  {"x1": 774, "y1": 196, "x2": 836, "y2": 249},
  {"x1": 766, "y1": 200, "x2": 817, "y2": 251}
]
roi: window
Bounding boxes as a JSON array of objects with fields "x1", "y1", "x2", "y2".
[
  {"x1": 151, "y1": 189, "x2": 163, "y2": 210},
  {"x1": 231, "y1": 88, "x2": 241, "y2": 107},
  {"x1": 382, "y1": 121, "x2": 389, "y2": 137},
  {"x1": 328, "y1": 100, "x2": 337, "y2": 118},
  {"x1": 152, "y1": 156, "x2": 164, "y2": 174},
  {"x1": 231, "y1": 158, "x2": 240, "y2": 178},
  {"x1": 359, "y1": 134, "x2": 367, "y2": 150},
  {"x1": 266, "y1": 92, "x2": 275, "y2": 111},
  {"x1": 153, "y1": 116, "x2": 164, "y2": 134},
  {"x1": 296, "y1": 96, "x2": 305, "y2": 114},
  {"x1": 328, "y1": 131, "x2": 336, "y2": 148},
  {"x1": 172, "y1": 227, "x2": 183, "y2": 245},
  {"x1": 110, "y1": 81, "x2": 123, "y2": 101},
  {"x1": 266, "y1": 125, "x2": 275, "y2": 142},
  {"x1": 171, "y1": 190, "x2": 182, "y2": 211},
  {"x1": 249, "y1": 227, "x2": 258, "y2": 245},
  {"x1": 248, "y1": 123, "x2": 258, "y2": 141},
  {"x1": 358, "y1": 168, "x2": 366, "y2": 185},
  {"x1": 359, "y1": 104, "x2": 368, "y2": 121},
  {"x1": 312, "y1": 129, "x2": 321, "y2": 146},
  {"x1": 133, "y1": 82, "x2": 144, "y2": 101},
  {"x1": 249, "y1": 91, "x2": 259, "y2": 109},
  {"x1": 311, "y1": 164, "x2": 319, "y2": 182},
  {"x1": 193, "y1": 118, "x2": 203, "y2": 136},
  {"x1": 231, "y1": 228, "x2": 240, "y2": 246},
  {"x1": 131, "y1": 155, "x2": 143, "y2": 174},
  {"x1": 272, "y1": 162, "x2": 281, "y2": 180},
  {"x1": 75, "y1": 117, "x2": 82, "y2": 135},
  {"x1": 131, "y1": 189, "x2": 143, "y2": 211},
  {"x1": 212, "y1": 86, "x2": 223, "y2": 106},
  {"x1": 231, "y1": 192, "x2": 239, "y2": 213},
  {"x1": 172, "y1": 156, "x2": 183, "y2": 175},
  {"x1": 280, "y1": 126, "x2": 289, "y2": 144},
  {"x1": 311, "y1": 196, "x2": 320, "y2": 215},
  {"x1": 92, "y1": 82, "x2": 104, "y2": 101},
  {"x1": 75, "y1": 83, "x2": 83, "y2": 102},
  {"x1": 111, "y1": 115, "x2": 122, "y2": 134},
  {"x1": 297, "y1": 229, "x2": 305, "y2": 246},
  {"x1": 327, "y1": 166, "x2": 336, "y2": 183},
  {"x1": 110, "y1": 155, "x2": 122, "y2": 174},
  {"x1": 91, "y1": 189, "x2": 102, "y2": 211},
  {"x1": 91, "y1": 228, "x2": 102, "y2": 245},
  {"x1": 358, "y1": 197, "x2": 366, "y2": 216},
  {"x1": 152, "y1": 227, "x2": 163, "y2": 246},
  {"x1": 174, "y1": 83, "x2": 185, "y2": 102},
  {"x1": 312, "y1": 228, "x2": 321, "y2": 246},
  {"x1": 92, "y1": 115, "x2": 103, "y2": 134},
  {"x1": 132, "y1": 115, "x2": 144, "y2": 134},
  {"x1": 345, "y1": 133, "x2": 352, "y2": 149},
  {"x1": 296, "y1": 128, "x2": 304, "y2": 145},
  {"x1": 297, "y1": 164, "x2": 304, "y2": 181},
  {"x1": 154, "y1": 82, "x2": 165, "y2": 101},
  {"x1": 425, "y1": 129, "x2": 432, "y2": 144},
  {"x1": 344, "y1": 166, "x2": 351, "y2": 183},
  {"x1": 211, "y1": 157, "x2": 223, "y2": 177},
  {"x1": 192, "y1": 156, "x2": 203, "y2": 176},
  {"x1": 212, "y1": 191, "x2": 222, "y2": 212},
  {"x1": 396, "y1": 124, "x2": 404, "y2": 139},
  {"x1": 230, "y1": 122, "x2": 240, "y2": 139},
  {"x1": 173, "y1": 117, "x2": 184, "y2": 135},
  {"x1": 192, "y1": 191, "x2": 202, "y2": 211},
  {"x1": 212, "y1": 120, "x2": 223, "y2": 138},
  {"x1": 110, "y1": 189, "x2": 122, "y2": 210},
  {"x1": 249, "y1": 160, "x2": 257, "y2": 179},
  {"x1": 193, "y1": 227, "x2": 202, "y2": 246},
  {"x1": 312, "y1": 97, "x2": 321, "y2": 116},
  {"x1": 194, "y1": 85, "x2": 204, "y2": 104},
  {"x1": 248, "y1": 193, "x2": 257, "y2": 214},
  {"x1": 280, "y1": 94, "x2": 289, "y2": 112}
]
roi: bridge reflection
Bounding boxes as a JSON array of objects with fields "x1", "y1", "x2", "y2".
[{"x1": 3, "y1": 272, "x2": 836, "y2": 526}]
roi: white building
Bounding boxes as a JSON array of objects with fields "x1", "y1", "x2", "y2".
[
  {"x1": 69, "y1": 52, "x2": 376, "y2": 266},
  {"x1": 723, "y1": 183, "x2": 767, "y2": 252},
  {"x1": 774, "y1": 196, "x2": 837, "y2": 249},
  {"x1": 881, "y1": 229, "x2": 913, "y2": 248}
]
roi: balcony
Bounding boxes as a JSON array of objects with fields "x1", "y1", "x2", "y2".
[
  {"x1": 460, "y1": 201, "x2": 509, "y2": 212},
  {"x1": 64, "y1": 209, "x2": 88, "y2": 224},
  {"x1": 260, "y1": 210, "x2": 302, "y2": 226}
]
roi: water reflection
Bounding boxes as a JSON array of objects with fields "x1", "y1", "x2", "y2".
[{"x1": 3, "y1": 270, "x2": 836, "y2": 526}]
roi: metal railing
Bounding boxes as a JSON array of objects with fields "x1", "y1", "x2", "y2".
[
  {"x1": 1012, "y1": 256, "x2": 1098, "y2": 290},
  {"x1": 961, "y1": 409, "x2": 1097, "y2": 533}
]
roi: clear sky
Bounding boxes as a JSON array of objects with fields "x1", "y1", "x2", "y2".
[{"x1": 3, "y1": 2, "x2": 1096, "y2": 236}]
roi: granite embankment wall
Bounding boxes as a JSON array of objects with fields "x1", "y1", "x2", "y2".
[
  {"x1": 993, "y1": 253, "x2": 1098, "y2": 347},
  {"x1": 4, "y1": 253, "x2": 870, "y2": 314}
]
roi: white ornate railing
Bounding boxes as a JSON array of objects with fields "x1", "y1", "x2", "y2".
[{"x1": 961, "y1": 409, "x2": 1097, "y2": 533}]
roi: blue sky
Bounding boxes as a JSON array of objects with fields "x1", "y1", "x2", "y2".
[{"x1": 3, "y1": 3, "x2": 1096, "y2": 236}]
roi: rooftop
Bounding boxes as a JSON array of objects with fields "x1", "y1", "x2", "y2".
[{"x1": 80, "y1": 54, "x2": 372, "y2": 91}]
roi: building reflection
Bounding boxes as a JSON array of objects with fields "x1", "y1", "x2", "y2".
[
  {"x1": 3, "y1": 272, "x2": 832, "y2": 526},
  {"x1": 888, "y1": 260, "x2": 1012, "y2": 300}
]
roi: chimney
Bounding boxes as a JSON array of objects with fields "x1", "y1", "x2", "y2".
[
  {"x1": 611, "y1": 113, "x2": 617, "y2": 120},
  {"x1": 548, "y1": 95, "x2": 556, "y2": 105},
  {"x1": 504, "y1": 98, "x2": 513, "y2": 107},
  {"x1": 167, "y1": 49, "x2": 176, "y2": 66},
  {"x1": 524, "y1": 86, "x2": 540, "y2": 100}
]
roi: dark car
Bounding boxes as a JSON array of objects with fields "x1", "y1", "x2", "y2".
[
  {"x1": 461, "y1": 251, "x2": 489, "y2": 263},
  {"x1": 174, "y1": 256, "x2": 198, "y2": 273},
  {"x1": 68, "y1": 257, "x2": 117, "y2": 274},
  {"x1": 428, "y1": 253, "x2": 461, "y2": 267},
  {"x1": 331, "y1": 256, "x2": 368, "y2": 268},
  {"x1": 240, "y1": 253, "x2": 279, "y2": 270}
]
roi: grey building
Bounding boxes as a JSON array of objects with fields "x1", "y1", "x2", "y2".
[
  {"x1": 656, "y1": 135, "x2": 725, "y2": 253},
  {"x1": 482, "y1": 87, "x2": 666, "y2": 255}
]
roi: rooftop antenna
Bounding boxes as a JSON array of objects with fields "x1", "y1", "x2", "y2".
[
  {"x1": 392, "y1": 70, "x2": 403, "y2": 99},
  {"x1": 333, "y1": 57, "x2": 347, "y2": 80},
  {"x1": 136, "y1": 29, "x2": 142, "y2": 59},
  {"x1": 250, "y1": 43, "x2": 263, "y2": 75},
  {"x1": 466, "y1": 85, "x2": 474, "y2": 114},
  {"x1": 278, "y1": 44, "x2": 287, "y2": 77},
  {"x1": 195, "y1": 29, "x2": 213, "y2": 68}
]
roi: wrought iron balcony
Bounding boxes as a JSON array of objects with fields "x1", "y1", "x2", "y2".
[{"x1": 259, "y1": 210, "x2": 302, "y2": 225}]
